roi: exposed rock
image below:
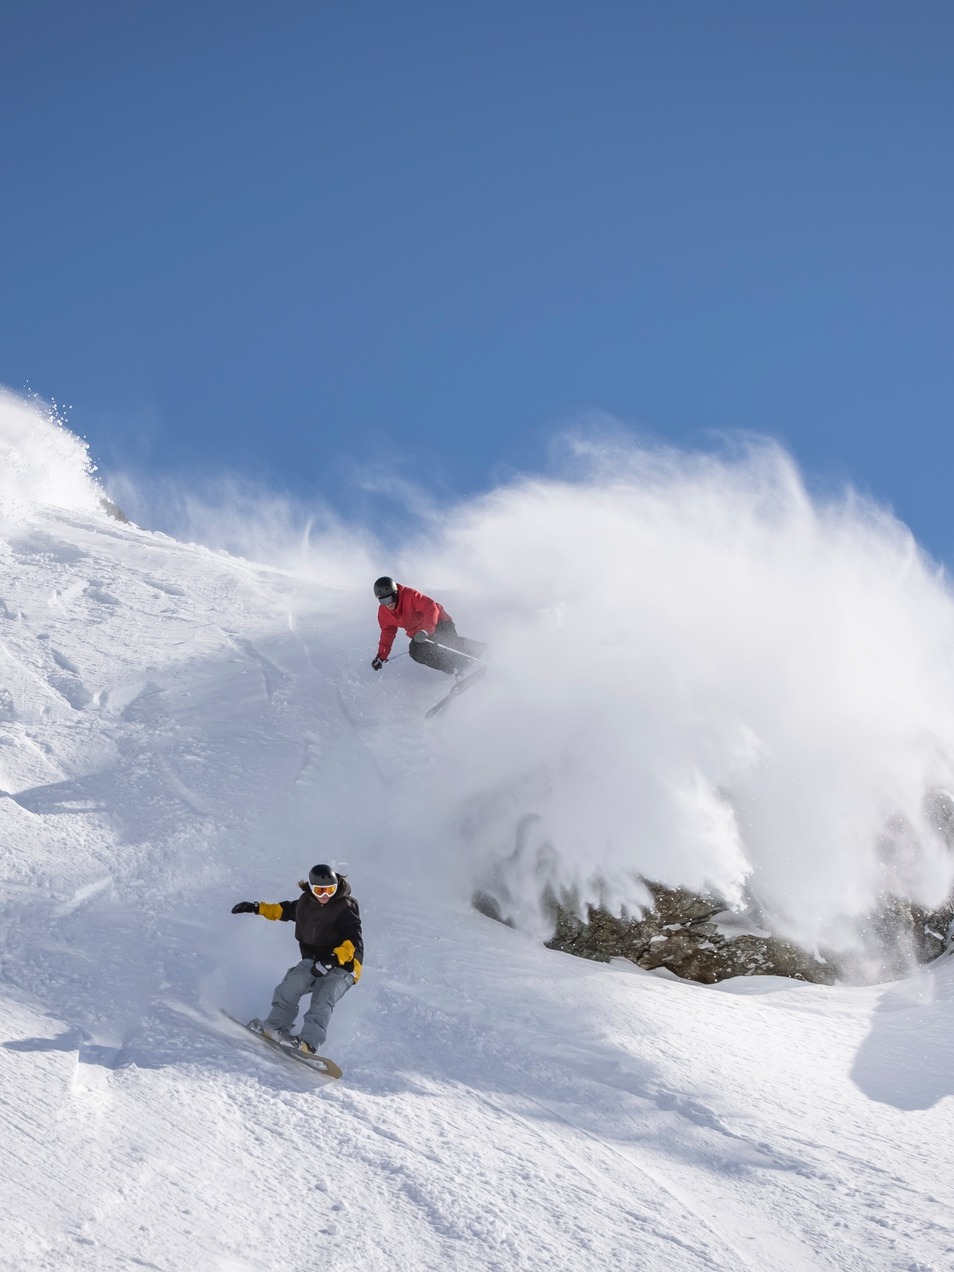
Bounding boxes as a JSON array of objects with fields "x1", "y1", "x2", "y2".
[
  {"x1": 100, "y1": 496, "x2": 130, "y2": 523},
  {"x1": 471, "y1": 788, "x2": 954, "y2": 985},
  {"x1": 542, "y1": 882, "x2": 838, "y2": 985},
  {"x1": 474, "y1": 877, "x2": 954, "y2": 986},
  {"x1": 836, "y1": 894, "x2": 954, "y2": 984}
]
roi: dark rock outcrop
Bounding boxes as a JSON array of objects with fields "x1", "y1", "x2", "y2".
[
  {"x1": 100, "y1": 496, "x2": 130, "y2": 523},
  {"x1": 542, "y1": 882, "x2": 838, "y2": 984},
  {"x1": 474, "y1": 877, "x2": 954, "y2": 986},
  {"x1": 471, "y1": 789, "x2": 954, "y2": 985}
]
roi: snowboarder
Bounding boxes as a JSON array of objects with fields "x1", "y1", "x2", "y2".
[
  {"x1": 371, "y1": 576, "x2": 485, "y2": 678},
  {"x1": 230, "y1": 864, "x2": 362, "y2": 1056}
]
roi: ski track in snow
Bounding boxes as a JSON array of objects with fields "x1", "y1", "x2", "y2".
[{"x1": 0, "y1": 507, "x2": 952, "y2": 1271}]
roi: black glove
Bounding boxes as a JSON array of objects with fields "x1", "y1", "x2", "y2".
[
  {"x1": 231, "y1": 901, "x2": 259, "y2": 915},
  {"x1": 411, "y1": 631, "x2": 430, "y2": 644},
  {"x1": 311, "y1": 959, "x2": 335, "y2": 977},
  {"x1": 371, "y1": 657, "x2": 384, "y2": 671}
]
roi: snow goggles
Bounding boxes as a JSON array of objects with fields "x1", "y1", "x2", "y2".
[{"x1": 310, "y1": 883, "x2": 337, "y2": 897}]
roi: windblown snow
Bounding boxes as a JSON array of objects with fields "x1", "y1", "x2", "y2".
[{"x1": 1, "y1": 388, "x2": 953, "y2": 1272}]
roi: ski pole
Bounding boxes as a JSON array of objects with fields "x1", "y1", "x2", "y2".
[
  {"x1": 425, "y1": 639, "x2": 487, "y2": 666},
  {"x1": 379, "y1": 651, "x2": 408, "y2": 664}
]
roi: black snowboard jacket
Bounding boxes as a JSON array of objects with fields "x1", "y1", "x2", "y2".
[{"x1": 257, "y1": 877, "x2": 363, "y2": 981}]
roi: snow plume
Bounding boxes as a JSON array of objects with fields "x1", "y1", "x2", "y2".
[
  {"x1": 108, "y1": 468, "x2": 379, "y2": 588},
  {"x1": 399, "y1": 436, "x2": 954, "y2": 959},
  {"x1": 0, "y1": 388, "x2": 104, "y2": 524}
]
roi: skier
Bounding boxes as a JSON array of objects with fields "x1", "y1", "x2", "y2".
[
  {"x1": 371, "y1": 576, "x2": 485, "y2": 678},
  {"x1": 230, "y1": 864, "x2": 362, "y2": 1056}
]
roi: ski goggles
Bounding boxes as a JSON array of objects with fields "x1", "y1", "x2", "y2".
[{"x1": 310, "y1": 883, "x2": 337, "y2": 897}]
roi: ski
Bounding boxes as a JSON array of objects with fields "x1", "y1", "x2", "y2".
[
  {"x1": 425, "y1": 666, "x2": 487, "y2": 718},
  {"x1": 220, "y1": 1010, "x2": 342, "y2": 1079}
]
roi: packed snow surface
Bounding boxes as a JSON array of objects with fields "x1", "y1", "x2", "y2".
[{"x1": 1, "y1": 390, "x2": 953, "y2": 1271}]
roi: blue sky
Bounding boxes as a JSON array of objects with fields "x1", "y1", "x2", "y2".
[{"x1": 2, "y1": 2, "x2": 952, "y2": 558}]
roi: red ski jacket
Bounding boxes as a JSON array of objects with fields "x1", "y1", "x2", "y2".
[{"x1": 376, "y1": 585, "x2": 452, "y2": 661}]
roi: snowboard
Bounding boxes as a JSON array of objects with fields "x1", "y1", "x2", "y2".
[
  {"x1": 220, "y1": 1010, "x2": 342, "y2": 1079},
  {"x1": 425, "y1": 666, "x2": 487, "y2": 718}
]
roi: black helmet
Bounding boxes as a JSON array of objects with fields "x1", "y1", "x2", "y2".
[
  {"x1": 374, "y1": 576, "x2": 398, "y2": 601},
  {"x1": 308, "y1": 863, "x2": 338, "y2": 894}
]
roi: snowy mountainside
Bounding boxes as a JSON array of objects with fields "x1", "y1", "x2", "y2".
[
  {"x1": 1, "y1": 396, "x2": 953, "y2": 1270},
  {"x1": 0, "y1": 523, "x2": 950, "y2": 1272}
]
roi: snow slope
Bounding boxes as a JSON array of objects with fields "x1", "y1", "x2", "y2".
[{"x1": 1, "y1": 396, "x2": 954, "y2": 1271}]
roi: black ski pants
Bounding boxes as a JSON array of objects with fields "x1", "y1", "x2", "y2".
[{"x1": 409, "y1": 619, "x2": 486, "y2": 676}]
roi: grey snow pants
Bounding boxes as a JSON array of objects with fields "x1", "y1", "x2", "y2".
[{"x1": 265, "y1": 959, "x2": 354, "y2": 1048}]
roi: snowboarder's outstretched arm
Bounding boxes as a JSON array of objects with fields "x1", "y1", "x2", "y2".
[{"x1": 231, "y1": 899, "x2": 298, "y2": 920}]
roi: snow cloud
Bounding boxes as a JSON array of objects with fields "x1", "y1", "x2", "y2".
[
  {"x1": 108, "y1": 466, "x2": 380, "y2": 591},
  {"x1": 395, "y1": 436, "x2": 954, "y2": 955},
  {"x1": 0, "y1": 389, "x2": 104, "y2": 524}
]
